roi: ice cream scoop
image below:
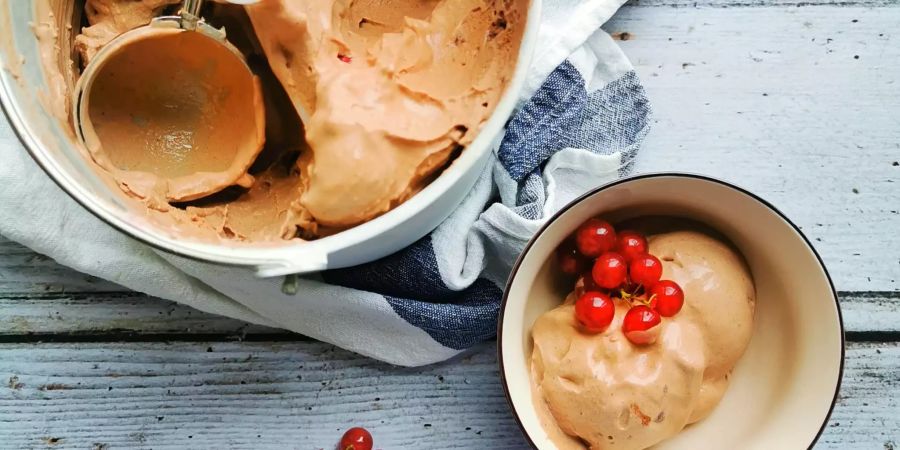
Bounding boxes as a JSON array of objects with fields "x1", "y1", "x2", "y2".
[{"x1": 72, "y1": 0, "x2": 265, "y2": 204}]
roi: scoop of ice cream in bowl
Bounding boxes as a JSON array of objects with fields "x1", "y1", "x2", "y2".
[{"x1": 498, "y1": 173, "x2": 844, "y2": 450}]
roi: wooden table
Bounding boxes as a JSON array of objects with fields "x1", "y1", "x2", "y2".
[{"x1": 1, "y1": 0, "x2": 898, "y2": 448}]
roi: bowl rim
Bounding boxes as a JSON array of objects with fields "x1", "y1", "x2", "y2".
[{"x1": 497, "y1": 171, "x2": 846, "y2": 450}]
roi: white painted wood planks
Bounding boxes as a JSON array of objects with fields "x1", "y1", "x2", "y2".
[
  {"x1": 0, "y1": 342, "x2": 895, "y2": 449},
  {"x1": 0, "y1": 1, "x2": 897, "y2": 449}
]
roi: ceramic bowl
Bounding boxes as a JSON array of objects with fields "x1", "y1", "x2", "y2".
[
  {"x1": 0, "y1": 0, "x2": 541, "y2": 277},
  {"x1": 499, "y1": 173, "x2": 844, "y2": 449}
]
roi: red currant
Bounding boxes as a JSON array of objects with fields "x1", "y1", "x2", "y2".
[
  {"x1": 556, "y1": 240, "x2": 586, "y2": 276},
  {"x1": 591, "y1": 252, "x2": 628, "y2": 289},
  {"x1": 339, "y1": 427, "x2": 373, "y2": 450},
  {"x1": 649, "y1": 280, "x2": 684, "y2": 317},
  {"x1": 622, "y1": 305, "x2": 661, "y2": 345},
  {"x1": 575, "y1": 218, "x2": 617, "y2": 257},
  {"x1": 615, "y1": 230, "x2": 648, "y2": 262},
  {"x1": 574, "y1": 291, "x2": 615, "y2": 333},
  {"x1": 629, "y1": 253, "x2": 662, "y2": 287}
]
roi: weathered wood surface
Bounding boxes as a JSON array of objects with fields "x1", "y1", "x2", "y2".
[
  {"x1": 0, "y1": 1, "x2": 898, "y2": 449},
  {"x1": 0, "y1": 291, "x2": 278, "y2": 338},
  {"x1": 0, "y1": 238, "x2": 121, "y2": 294},
  {"x1": 0, "y1": 341, "x2": 895, "y2": 450},
  {"x1": 615, "y1": 4, "x2": 900, "y2": 292}
]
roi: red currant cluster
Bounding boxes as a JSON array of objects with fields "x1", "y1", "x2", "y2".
[{"x1": 556, "y1": 218, "x2": 685, "y2": 345}]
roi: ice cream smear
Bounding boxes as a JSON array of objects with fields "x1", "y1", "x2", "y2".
[
  {"x1": 40, "y1": 0, "x2": 528, "y2": 242},
  {"x1": 531, "y1": 223, "x2": 756, "y2": 450}
]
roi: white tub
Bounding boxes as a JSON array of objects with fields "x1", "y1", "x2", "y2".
[{"x1": 0, "y1": 0, "x2": 541, "y2": 277}]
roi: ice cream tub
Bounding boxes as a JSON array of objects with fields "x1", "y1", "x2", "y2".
[
  {"x1": 0, "y1": 0, "x2": 541, "y2": 277},
  {"x1": 499, "y1": 173, "x2": 844, "y2": 449}
]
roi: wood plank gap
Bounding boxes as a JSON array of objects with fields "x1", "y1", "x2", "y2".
[
  {"x1": 0, "y1": 289, "x2": 894, "y2": 336},
  {"x1": 845, "y1": 331, "x2": 900, "y2": 343},
  {"x1": 1, "y1": 289, "x2": 894, "y2": 300},
  {"x1": 0, "y1": 330, "x2": 893, "y2": 345},
  {"x1": 0, "y1": 291, "x2": 145, "y2": 300},
  {"x1": 0, "y1": 332, "x2": 309, "y2": 344},
  {"x1": 838, "y1": 290, "x2": 900, "y2": 299}
]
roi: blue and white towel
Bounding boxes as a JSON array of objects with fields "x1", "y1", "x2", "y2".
[{"x1": 0, "y1": 0, "x2": 650, "y2": 366}]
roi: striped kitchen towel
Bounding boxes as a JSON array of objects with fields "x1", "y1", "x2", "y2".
[{"x1": 0, "y1": 0, "x2": 650, "y2": 366}]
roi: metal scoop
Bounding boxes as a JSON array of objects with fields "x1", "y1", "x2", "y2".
[{"x1": 72, "y1": 0, "x2": 265, "y2": 203}]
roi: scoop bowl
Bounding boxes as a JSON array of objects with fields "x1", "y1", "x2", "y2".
[{"x1": 499, "y1": 173, "x2": 844, "y2": 450}]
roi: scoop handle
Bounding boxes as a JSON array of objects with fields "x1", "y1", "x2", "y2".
[{"x1": 181, "y1": 0, "x2": 204, "y2": 30}]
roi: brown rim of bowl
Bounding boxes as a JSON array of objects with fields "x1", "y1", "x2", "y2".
[{"x1": 497, "y1": 172, "x2": 846, "y2": 450}]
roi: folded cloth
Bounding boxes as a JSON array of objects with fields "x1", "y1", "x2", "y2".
[{"x1": 0, "y1": 0, "x2": 650, "y2": 366}]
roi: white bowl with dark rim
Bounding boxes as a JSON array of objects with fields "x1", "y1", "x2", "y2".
[{"x1": 499, "y1": 173, "x2": 844, "y2": 449}]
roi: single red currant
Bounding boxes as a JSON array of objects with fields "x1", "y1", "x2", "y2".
[
  {"x1": 338, "y1": 54, "x2": 352, "y2": 63},
  {"x1": 649, "y1": 280, "x2": 684, "y2": 317},
  {"x1": 339, "y1": 427, "x2": 373, "y2": 450},
  {"x1": 574, "y1": 218, "x2": 617, "y2": 257},
  {"x1": 615, "y1": 230, "x2": 648, "y2": 262},
  {"x1": 574, "y1": 291, "x2": 616, "y2": 333},
  {"x1": 592, "y1": 252, "x2": 628, "y2": 289},
  {"x1": 622, "y1": 305, "x2": 661, "y2": 345},
  {"x1": 629, "y1": 253, "x2": 662, "y2": 287},
  {"x1": 556, "y1": 240, "x2": 586, "y2": 276}
]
